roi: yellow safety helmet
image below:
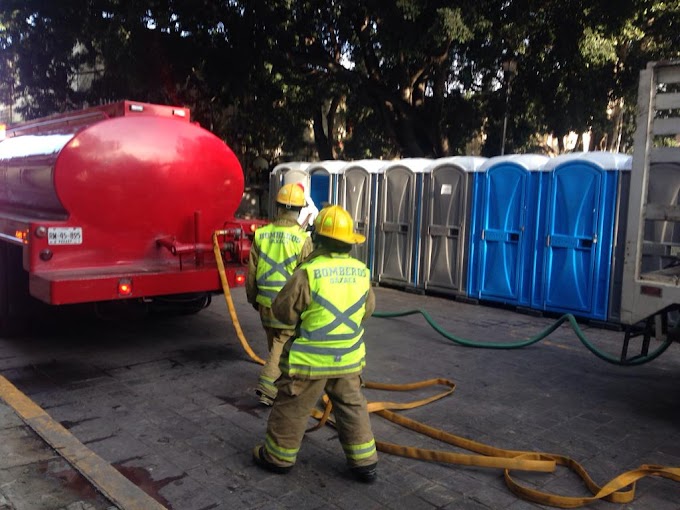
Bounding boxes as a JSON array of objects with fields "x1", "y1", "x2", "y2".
[
  {"x1": 313, "y1": 205, "x2": 366, "y2": 245},
  {"x1": 276, "y1": 183, "x2": 307, "y2": 208}
]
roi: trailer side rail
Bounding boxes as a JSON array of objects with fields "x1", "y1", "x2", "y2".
[{"x1": 621, "y1": 60, "x2": 680, "y2": 325}]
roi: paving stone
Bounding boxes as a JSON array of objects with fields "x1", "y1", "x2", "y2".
[
  {"x1": 157, "y1": 474, "x2": 222, "y2": 510},
  {"x1": 416, "y1": 482, "x2": 464, "y2": 507},
  {"x1": 83, "y1": 431, "x2": 153, "y2": 464},
  {"x1": 0, "y1": 405, "x2": 22, "y2": 430},
  {"x1": 2, "y1": 286, "x2": 680, "y2": 509},
  {"x1": 0, "y1": 435, "x2": 111, "y2": 509},
  {"x1": 0, "y1": 425, "x2": 57, "y2": 468}
]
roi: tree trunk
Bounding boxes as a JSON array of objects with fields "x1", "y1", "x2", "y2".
[
  {"x1": 607, "y1": 97, "x2": 625, "y2": 152},
  {"x1": 313, "y1": 109, "x2": 333, "y2": 160}
]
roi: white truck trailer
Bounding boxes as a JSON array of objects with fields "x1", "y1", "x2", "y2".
[{"x1": 620, "y1": 60, "x2": 680, "y2": 359}]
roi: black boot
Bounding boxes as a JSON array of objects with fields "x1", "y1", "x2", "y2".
[
  {"x1": 350, "y1": 463, "x2": 377, "y2": 483},
  {"x1": 252, "y1": 445, "x2": 292, "y2": 474}
]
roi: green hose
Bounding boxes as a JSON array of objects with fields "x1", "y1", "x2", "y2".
[{"x1": 373, "y1": 309, "x2": 674, "y2": 366}]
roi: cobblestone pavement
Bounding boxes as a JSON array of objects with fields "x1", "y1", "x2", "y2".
[
  {"x1": 1, "y1": 286, "x2": 679, "y2": 509},
  {"x1": 0, "y1": 399, "x2": 116, "y2": 510}
]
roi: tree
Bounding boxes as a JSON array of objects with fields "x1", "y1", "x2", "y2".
[
  {"x1": 255, "y1": 0, "x2": 493, "y2": 157},
  {"x1": 0, "y1": 0, "x2": 96, "y2": 118},
  {"x1": 1, "y1": 0, "x2": 679, "y2": 160},
  {"x1": 0, "y1": 18, "x2": 16, "y2": 123},
  {"x1": 498, "y1": 0, "x2": 680, "y2": 154},
  {"x1": 0, "y1": 0, "x2": 316, "y2": 166}
]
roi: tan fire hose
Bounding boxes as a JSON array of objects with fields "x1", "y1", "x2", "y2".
[
  {"x1": 212, "y1": 231, "x2": 680, "y2": 508},
  {"x1": 213, "y1": 231, "x2": 265, "y2": 365}
]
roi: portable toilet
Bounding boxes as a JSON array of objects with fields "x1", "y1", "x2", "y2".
[
  {"x1": 269, "y1": 162, "x2": 310, "y2": 219},
  {"x1": 374, "y1": 158, "x2": 433, "y2": 288},
  {"x1": 467, "y1": 154, "x2": 550, "y2": 307},
  {"x1": 307, "y1": 160, "x2": 347, "y2": 210},
  {"x1": 642, "y1": 161, "x2": 680, "y2": 273},
  {"x1": 339, "y1": 159, "x2": 387, "y2": 275},
  {"x1": 419, "y1": 156, "x2": 487, "y2": 296},
  {"x1": 532, "y1": 152, "x2": 631, "y2": 322}
]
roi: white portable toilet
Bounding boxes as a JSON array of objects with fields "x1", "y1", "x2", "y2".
[
  {"x1": 269, "y1": 162, "x2": 310, "y2": 219},
  {"x1": 338, "y1": 159, "x2": 387, "y2": 275},
  {"x1": 374, "y1": 158, "x2": 433, "y2": 288},
  {"x1": 418, "y1": 156, "x2": 488, "y2": 295}
]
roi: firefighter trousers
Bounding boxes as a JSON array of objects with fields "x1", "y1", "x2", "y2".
[
  {"x1": 257, "y1": 323, "x2": 295, "y2": 400},
  {"x1": 262, "y1": 373, "x2": 378, "y2": 469}
]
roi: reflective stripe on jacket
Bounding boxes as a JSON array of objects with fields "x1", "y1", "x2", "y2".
[
  {"x1": 254, "y1": 223, "x2": 308, "y2": 310},
  {"x1": 284, "y1": 254, "x2": 370, "y2": 378}
]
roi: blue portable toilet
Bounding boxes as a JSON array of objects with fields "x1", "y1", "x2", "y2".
[
  {"x1": 467, "y1": 154, "x2": 550, "y2": 306},
  {"x1": 307, "y1": 160, "x2": 346, "y2": 210},
  {"x1": 269, "y1": 162, "x2": 310, "y2": 219},
  {"x1": 532, "y1": 152, "x2": 631, "y2": 322},
  {"x1": 374, "y1": 158, "x2": 433, "y2": 288},
  {"x1": 339, "y1": 159, "x2": 387, "y2": 276},
  {"x1": 418, "y1": 156, "x2": 487, "y2": 296}
]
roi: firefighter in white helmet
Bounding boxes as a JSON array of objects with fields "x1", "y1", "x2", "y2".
[
  {"x1": 246, "y1": 183, "x2": 313, "y2": 406},
  {"x1": 252, "y1": 204, "x2": 378, "y2": 483}
]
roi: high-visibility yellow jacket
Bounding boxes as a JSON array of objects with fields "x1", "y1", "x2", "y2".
[
  {"x1": 276, "y1": 252, "x2": 372, "y2": 378},
  {"x1": 253, "y1": 223, "x2": 308, "y2": 308}
]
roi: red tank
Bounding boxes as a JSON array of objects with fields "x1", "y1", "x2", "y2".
[{"x1": 0, "y1": 100, "x2": 256, "y2": 321}]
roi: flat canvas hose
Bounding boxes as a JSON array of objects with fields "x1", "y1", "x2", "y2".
[
  {"x1": 212, "y1": 232, "x2": 680, "y2": 508},
  {"x1": 212, "y1": 231, "x2": 266, "y2": 365}
]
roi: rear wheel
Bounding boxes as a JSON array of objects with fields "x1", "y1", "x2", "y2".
[{"x1": 150, "y1": 293, "x2": 212, "y2": 316}]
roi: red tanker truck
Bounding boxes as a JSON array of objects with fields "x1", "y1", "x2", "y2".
[{"x1": 0, "y1": 100, "x2": 258, "y2": 332}]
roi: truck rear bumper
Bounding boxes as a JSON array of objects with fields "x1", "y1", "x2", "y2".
[{"x1": 29, "y1": 265, "x2": 246, "y2": 305}]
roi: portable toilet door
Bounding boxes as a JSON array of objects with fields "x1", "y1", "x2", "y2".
[
  {"x1": 269, "y1": 162, "x2": 310, "y2": 219},
  {"x1": 307, "y1": 160, "x2": 346, "y2": 209},
  {"x1": 420, "y1": 156, "x2": 487, "y2": 296},
  {"x1": 339, "y1": 159, "x2": 386, "y2": 275},
  {"x1": 375, "y1": 158, "x2": 433, "y2": 288},
  {"x1": 467, "y1": 154, "x2": 550, "y2": 306},
  {"x1": 534, "y1": 152, "x2": 631, "y2": 322}
]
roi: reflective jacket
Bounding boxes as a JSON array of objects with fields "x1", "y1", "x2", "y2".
[
  {"x1": 279, "y1": 253, "x2": 371, "y2": 378},
  {"x1": 253, "y1": 223, "x2": 308, "y2": 311}
]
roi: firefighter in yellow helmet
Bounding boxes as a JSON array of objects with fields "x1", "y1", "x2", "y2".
[
  {"x1": 253, "y1": 204, "x2": 378, "y2": 483},
  {"x1": 246, "y1": 182, "x2": 313, "y2": 406}
]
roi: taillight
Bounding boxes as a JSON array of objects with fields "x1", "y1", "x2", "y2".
[
  {"x1": 15, "y1": 229, "x2": 28, "y2": 244},
  {"x1": 235, "y1": 273, "x2": 246, "y2": 285},
  {"x1": 118, "y1": 278, "x2": 133, "y2": 296}
]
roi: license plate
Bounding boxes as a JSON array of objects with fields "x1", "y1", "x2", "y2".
[{"x1": 48, "y1": 227, "x2": 83, "y2": 245}]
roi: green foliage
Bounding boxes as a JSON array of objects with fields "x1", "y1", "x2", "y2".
[
  {"x1": 1, "y1": 0, "x2": 679, "y2": 158},
  {"x1": 579, "y1": 27, "x2": 618, "y2": 66}
]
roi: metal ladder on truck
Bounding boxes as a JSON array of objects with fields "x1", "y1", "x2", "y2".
[{"x1": 620, "y1": 60, "x2": 680, "y2": 360}]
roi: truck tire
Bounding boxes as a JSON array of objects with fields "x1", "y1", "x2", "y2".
[{"x1": 150, "y1": 293, "x2": 212, "y2": 316}]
